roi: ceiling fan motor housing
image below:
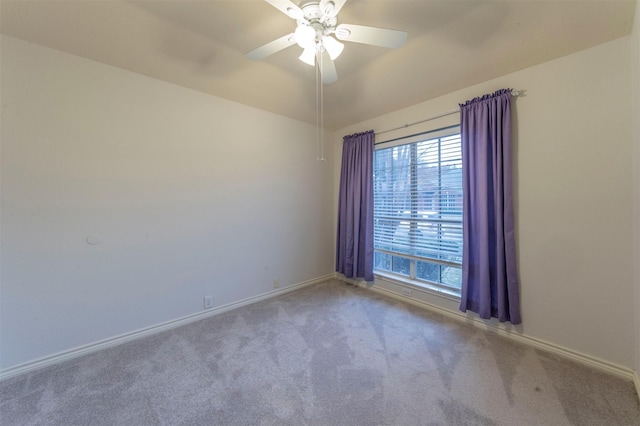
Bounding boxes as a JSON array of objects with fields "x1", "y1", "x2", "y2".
[{"x1": 297, "y1": 1, "x2": 338, "y2": 39}]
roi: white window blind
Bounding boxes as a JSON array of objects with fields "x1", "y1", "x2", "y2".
[{"x1": 373, "y1": 126, "x2": 463, "y2": 292}]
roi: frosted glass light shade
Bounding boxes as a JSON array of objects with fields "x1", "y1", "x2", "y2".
[
  {"x1": 322, "y1": 36, "x2": 344, "y2": 60},
  {"x1": 295, "y1": 25, "x2": 316, "y2": 49},
  {"x1": 299, "y1": 46, "x2": 316, "y2": 66}
]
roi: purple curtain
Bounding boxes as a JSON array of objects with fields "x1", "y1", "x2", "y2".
[
  {"x1": 336, "y1": 130, "x2": 374, "y2": 282},
  {"x1": 459, "y1": 89, "x2": 521, "y2": 324}
]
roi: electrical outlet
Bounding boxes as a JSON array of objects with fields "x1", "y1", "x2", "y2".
[
  {"x1": 402, "y1": 288, "x2": 412, "y2": 297},
  {"x1": 203, "y1": 295, "x2": 213, "y2": 309},
  {"x1": 273, "y1": 279, "x2": 279, "y2": 289}
]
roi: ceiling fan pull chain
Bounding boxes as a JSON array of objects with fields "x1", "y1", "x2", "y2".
[
  {"x1": 319, "y1": 51, "x2": 325, "y2": 161},
  {"x1": 316, "y1": 55, "x2": 321, "y2": 161}
]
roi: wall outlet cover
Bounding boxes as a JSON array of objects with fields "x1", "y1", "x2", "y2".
[{"x1": 204, "y1": 296, "x2": 213, "y2": 309}]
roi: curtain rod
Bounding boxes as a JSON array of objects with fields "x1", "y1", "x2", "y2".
[
  {"x1": 375, "y1": 109, "x2": 458, "y2": 137},
  {"x1": 374, "y1": 89, "x2": 525, "y2": 137}
]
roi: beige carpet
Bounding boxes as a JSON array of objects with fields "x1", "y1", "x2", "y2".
[{"x1": 1, "y1": 279, "x2": 639, "y2": 425}]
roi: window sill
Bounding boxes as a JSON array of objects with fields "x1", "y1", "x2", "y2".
[{"x1": 373, "y1": 271, "x2": 461, "y2": 302}]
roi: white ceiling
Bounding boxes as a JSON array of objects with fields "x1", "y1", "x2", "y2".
[{"x1": 1, "y1": 0, "x2": 636, "y2": 130}]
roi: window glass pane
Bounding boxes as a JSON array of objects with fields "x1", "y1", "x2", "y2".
[
  {"x1": 391, "y1": 256, "x2": 410, "y2": 276},
  {"x1": 416, "y1": 260, "x2": 438, "y2": 282},
  {"x1": 441, "y1": 266, "x2": 462, "y2": 289},
  {"x1": 374, "y1": 252, "x2": 391, "y2": 272}
]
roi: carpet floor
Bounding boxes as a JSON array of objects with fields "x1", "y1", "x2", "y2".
[{"x1": 1, "y1": 279, "x2": 639, "y2": 425}]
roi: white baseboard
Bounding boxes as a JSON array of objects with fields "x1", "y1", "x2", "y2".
[
  {"x1": 0, "y1": 274, "x2": 334, "y2": 381},
  {"x1": 355, "y1": 280, "x2": 636, "y2": 382}
]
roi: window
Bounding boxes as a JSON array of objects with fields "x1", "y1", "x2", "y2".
[{"x1": 373, "y1": 126, "x2": 463, "y2": 295}]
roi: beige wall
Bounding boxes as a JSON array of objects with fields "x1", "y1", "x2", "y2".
[
  {"x1": 336, "y1": 36, "x2": 635, "y2": 369},
  {"x1": 0, "y1": 35, "x2": 335, "y2": 370}
]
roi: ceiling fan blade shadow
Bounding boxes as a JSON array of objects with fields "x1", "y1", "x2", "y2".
[
  {"x1": 264, "y1": 0, "x2": 303, "y2": 19},
  {"x1": 335, "y1": 24, "x2": 407, "y2": 48},
  {"x1": 318, "y1": 50, "x2": 338, "y2": 84},
  {"x1": 320, "y1": 0, "x2": 347, "y2": 17},
  {"x1": 245, "y1": 33, "x2": 295, "y2": 61}
]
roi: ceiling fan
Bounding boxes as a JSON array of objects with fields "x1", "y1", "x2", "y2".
[{"x1": 245, "y1": 0, "x2": 408, "y2": 84}]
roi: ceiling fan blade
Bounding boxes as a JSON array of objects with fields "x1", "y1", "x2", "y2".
[
  {"x1": 335, "y1": 24, "x2": 407, "y2": 48},
  {"x1": 318, "y1": 50, "x2": 338, "y2": 84},
  {"x1": 264, "y1": 0, "x2": 303, "y2": 19},
  {"x1": 245, "y1": 33, "x2": 296, "y2": 61},
  {"x1": 319, "y1": 0, "x2": 347, "y2": 17}
]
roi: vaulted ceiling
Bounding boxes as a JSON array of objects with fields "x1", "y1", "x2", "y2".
[{"x1": 1, "y1": 0, "x2": 636, "y2": 129}]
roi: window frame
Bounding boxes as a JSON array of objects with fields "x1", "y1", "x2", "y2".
[{"x1": 373, "y1": 125, "x2": 463, "y2": 298}]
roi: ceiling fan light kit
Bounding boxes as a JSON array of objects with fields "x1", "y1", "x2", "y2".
[{"x1": 247, "y1": 0, "x2": 407, "y2": 84}]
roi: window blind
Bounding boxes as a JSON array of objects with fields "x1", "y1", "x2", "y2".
[{"x1": 373, "y1": 130, "x2": 463, "y2": 266}]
